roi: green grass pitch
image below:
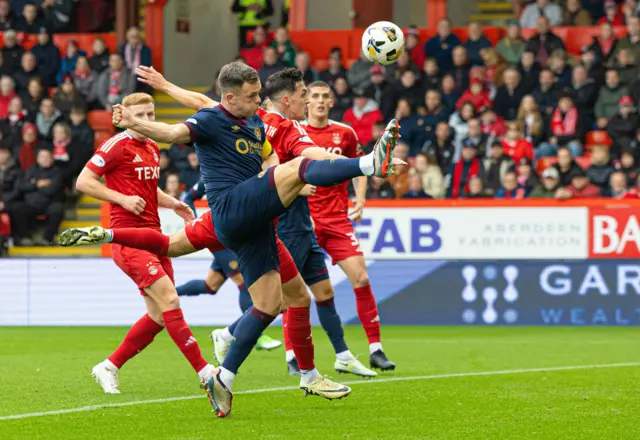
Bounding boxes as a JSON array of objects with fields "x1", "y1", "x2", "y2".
[{"x1": 1, "y1": 326, "x2": 639, "y2": 440}]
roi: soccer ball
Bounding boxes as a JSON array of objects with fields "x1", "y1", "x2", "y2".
[{"x1": 361, "y1": 21, "x2": 405, "y2": 66}]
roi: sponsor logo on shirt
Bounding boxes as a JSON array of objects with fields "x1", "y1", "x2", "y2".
[
  {"x1": 299, "y1": 136, "x2": 313, "y2": 143},
  {"x1": 91, "y1": 155, "x2": 105, "y2": 167},
  {"x1": 186, "y1": 118, "x2": 198, "y2": 124}
]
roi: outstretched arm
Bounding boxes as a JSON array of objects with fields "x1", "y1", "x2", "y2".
[
  {"x1": 113, "y1": 104, "x2": 192, "y2": 144},
  {"x1": 136, "y1": 66, "x2": 217, "y2": 111}
]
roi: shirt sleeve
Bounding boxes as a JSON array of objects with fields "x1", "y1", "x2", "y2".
[
  {"x1": 85, "y1": 140, "x2": 122, "y2": 176},
  {"x1": 283, "y1": 120, "x2": 316, "y2": 157},
  {"x1": 183, "y1": 110, "x2": 217, "y2": 143}
]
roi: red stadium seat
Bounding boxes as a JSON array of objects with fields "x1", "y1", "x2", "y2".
[
  {"x1": 575, "y1": 155, "x2": 592, "y2": 169},
  {"x1": 536, "y1": 157, "x2": 558, "y2": 174},
  {"x1": 585, "y1": 130, "x2": 612, "y2": 146},
  {"x1": 94, "y1": 130, "x2": 112, "y2": 151},
  {"x1": 88, "y1": 111, "x2": 115, "y2": 134}
]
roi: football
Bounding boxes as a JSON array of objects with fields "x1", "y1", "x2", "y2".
[{"x1": 361, "y1": 21, "x2": 405, "y2": 66}]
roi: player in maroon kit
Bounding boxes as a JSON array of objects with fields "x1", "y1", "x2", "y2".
[
  {"x1": 74, "y1": 93, "x2": 218, "y2": 407},
  {"x1": 302, "y1": 81, "x2": 395, "y2": 370}
]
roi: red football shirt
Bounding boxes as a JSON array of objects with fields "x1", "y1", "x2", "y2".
[
  {"x1": 85, "y1": 131, "x2": 162, "y2": 230},
  {"x1": 303, "y1": 120, "x2": 363, "y2": 218},
  {"x1": 257, "y1": 107, "x2": 315, "y2": 162}
]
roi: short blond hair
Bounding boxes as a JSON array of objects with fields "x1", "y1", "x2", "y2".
[{"x1": 122, "y1": 93, "x2": 154, "y2": 107}]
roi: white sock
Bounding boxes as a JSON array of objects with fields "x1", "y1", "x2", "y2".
[
  {"x1": 197, "y1": 363, "x2": 214, "y2": 381},
  {"x1": 220, "y1": 327, "x2": 233, "y2": 343},
  {"x1": 285, "y1": 349, "x2": 295, "y2": 362},
  {"x1": 219, "y1": 367, "x2": 236, "y2": 391},
  {"x1": 105, "y1": 229, "x2": 114, "y2": 243},
  {"x1": 103, "y1": 359, "x2": 118, "y2": 372},
  {"x1": 369, "y1": 342, "x2": 383, "y2": 354},
  {"x1": 336, "y1": 350, "x2": 354, "y2": 362},
  {"x1": 300, "y1": 367, "x2": 321, "y2": 384},
  {"x1": 358, "y1": 153, "x2": 375, "y2": 175}
]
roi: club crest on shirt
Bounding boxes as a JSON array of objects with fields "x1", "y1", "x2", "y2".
[
  {"x1": 333, "y1": 133, "x2": 341, "y2": 145},
  {"x1": 147, "y1": 264, "x2": 158, "y2": 275},
  {"x1": 254, "y1": 127, "x2": 262, "y2": 140},
  {"x1": 229, "y1": 260, "x2": 239, "y2": 270},
  {"x1": 231, "y1": 125, "x2": 241, "y2": 132}
]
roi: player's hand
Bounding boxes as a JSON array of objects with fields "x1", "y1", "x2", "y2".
[
  {"x1": 299, "y1": 185, "x2": 316, "y2": 197},
  {"x1": 112, "y1": 104, "x2": 132, "y2": 129},
  {"x1": 121, "y1": 195, "x2": 146, "y2": 215},
  {"x1": 135, "y1": 66, "x2": 168, "y2": 92},
  {"x1": 173, "y1": 200, "x2": 195, "y2": 224},
  {"x1": 348, "y1": 199, "x2": 365, "y2": 224}
]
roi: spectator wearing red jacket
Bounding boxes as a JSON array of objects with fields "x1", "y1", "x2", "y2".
[
  {"x1": 342, "y1": 89, "x2": 383, "y2": 145},
  {"x1": 456, "y1": 78, "x2": 492, "y2": 112},
  {"x1": 405, "y1": 27, "x2": 425, "y2": 71},
  {"x1": 556, "y1": 169, "x2": 602, "y2": 199},
  {"x1": 239, "y1": 25, "x2": 268, "y2": 70},
  {"x1": 480, "y1": 107, "x2": 507, "y2": 142},
  {"x1": 0, "y1": 75, "x2": 16, "y2": 119},
  {"x1": 501, "y1": 121, "x2": 534, "y2": 165},
  {"x1": 547, "y1": 92, "x2": 585, "y2": 157},
  {"x1": 597, "y1": 0, "x2": 625, "y2": 26}
]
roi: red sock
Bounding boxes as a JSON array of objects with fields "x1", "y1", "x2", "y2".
[
  {"x1": 287, "y1": 307, "x2": 315, "y2": 370},
  {"x1": 108, "y1": 314, "x2": 164, "y2": 368},
  {"x1": 354, "y1": 285, "x2": 381, "y2": 344},
  {"x1": 162, "y1": 309, "x2": 208, "y2": 373},
  {"x1": 281, "y1": 309, "x2": 292, "y2": 351},
  {"x1": 111, "y1": 228, "x2": 170, "y2": 255}
]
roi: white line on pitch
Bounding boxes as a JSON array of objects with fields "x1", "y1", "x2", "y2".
[{"x1": 1, "y1": 362, "x2": 638, "y2": 421}]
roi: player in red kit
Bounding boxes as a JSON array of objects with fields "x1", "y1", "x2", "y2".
[
  {"x1": 74, "y1": 93, "x2": 218, "y2": 408},
  {"x1": 302, "y1": 81, "x2": 395, "y2": 371}
]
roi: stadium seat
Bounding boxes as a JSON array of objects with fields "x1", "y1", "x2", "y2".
[
  {"x1": 88, "y1": 111, "x2": 116, "y2": 134},
  {"x1": 575, "y1": 156, "x2": 591, "y2": 169},
  {"x1": 94, "y1": 130, "x2": 112, "y2": 150},
  {"x1": 585, "y1": 130, "x2": 612, "y2": 147}
]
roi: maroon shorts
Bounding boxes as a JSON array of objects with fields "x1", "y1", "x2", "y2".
[
  {"x1": 314, "y1": 216, "x2": 364, "y2": 265},
  {"x1": 111, "y1": 244, "x2": 174, "y2": 295},
  {"x1": 184, "y1": 210, "x2": 226, "y2": 253}
]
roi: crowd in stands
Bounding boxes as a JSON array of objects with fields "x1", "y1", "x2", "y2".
[{"x1": 0, "y1": 0, "x2": 147, "y2": 247}]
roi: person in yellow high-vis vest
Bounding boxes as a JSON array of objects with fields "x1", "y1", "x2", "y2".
[
  {"x1": 231, "y1": 0, "x2": 274, "y2": 48},
  {"x1": 281, "y1": 0, "x2": 290, "y2": 28}
]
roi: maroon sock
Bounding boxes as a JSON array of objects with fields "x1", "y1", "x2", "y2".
[
  {"x1": 108, "y1": 314, "x2": 164, "y2": 368},
  {"x1": 287, "y1": 307, "x2": 315, "y2": 370},
  {"x1": 162, "y1": 308, "x2": 208, "y2": 373},
  {"x1": 354, "y1": 285, "x2": 381, "y2": 344},
  {"x1": 111, "y1": 228, "x2": 170, "y2": 255}
]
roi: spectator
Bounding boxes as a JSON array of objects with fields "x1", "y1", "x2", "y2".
[
  {"x1": 231, "y1": 0, "x2": 274, "y2": 48},
  {"x1": 529, "y1": 167, "x2": 561, "y2": 197},
  {"x1": 548, "y1": 50, "x2": 572, "y2": 90},
  {"x1": 13, "y1": 52, "x2": 39, "y2": 93},
  {"x1": 51, "y1": 121, "x2": 89, "y2": 182},
  {"x1": 72, "y1": 56, "x2": 95, "y2": 103},
  {"x1": 423, "y1": 18, "x2": 460, "y2": 73},
  {"x1": 0, "y1": 0, "x2": 13, "y2": 31},
  {"x1": 239, "y1": 25, "x2": 267, "y2": 70},
  {"x1": 394, "y1": 99, "x2": 418, "y2": 150},
  {"x1": 7, "y1": 148, "x2": 64, "y2": 246},
  {"x1": 57, "y1": 40, "x2": 86, "y2": 84},
  {"x1": 607, "y1": 95, "x2": 639, "y2": 158},
  {"x1": 294, "y1": 51, "x2": 317, "y2": 85},
  {"x1": 516, "y1": 95, "x2": 545, "y2": 147},
  {"x1": 524, "y1": 16, "x2": 566, "y2": 67},
  {"x1": 365, "y1": 65, "x2": 390, "y2": 112},
  {"x1": 93, "y1": 53, "x2": 135, "y2": 110},
  {"x1": 496, "y1": 171, "x2": 527, "y2": 199},
  {"x1": 387, "y1": 142, "x2": 410, "y2": 197},
  {"x1": 163, "y1": 172, "x2": 182, "y2": 199},
  {"x1": 480, "y1": 107, "x2": 507, "y2": 146},
  {"x1": 15, "y1": 1, "x2": 45, "y2": 34},
  {"x1": 449, "y1": 101, "x2": 476, "y2": 159},
  {"x1": 53, "y1": 74, "x2": 85, "y2": 116},
  {"x1": 40, "y1": 0, "x2": 73, "y2": 33},
  {"x1": 483, "y1": 141, "x2": 514, "y2": 195},
  {"x1": 363, "y1": 121, "x2": 385, "y2": 154},
  {"x1": 347, "y1": 52, "x2": 373, "y2": 92},
  {"x1": 517, "y1": 50, "x2": 540, "y2": 95},
  {"x1": 516, "y1": 157, "x2": 539, "y2": 190},
  {"x1": 30, "y1": 28, "x2": 60, "y2": 88},
  {"x1": 587, "y1": 145, "x2": 615, "y2": 194},
  {"x1": 456, "y1": 78, "x2": 491, "y2": 112},
  {"x1": 569, "y1": 64, "x2": 598, "y2": 127},
  {"x1": 447, "y1": 47, "x2": 469, "y2": 93},
  {"x1": 462, "y1": 118, "x2": 490, "y2": 157},
  {"x1": 2, "y1": 30, "x2": 24, "y2": 74},
  {"x1": 598, "y1": 0, "x2": 624, "y2": 26},
  {"x1": 21, "y1": 77, "x2": 44, "y2": 116},
  {"x1": 405, "y1": 26, "x2": 425, "y2": 69},
  {"x1": 342, "y1": 89, "x2": 383, "y2": 146},
  {"x1": 366, "y1": 176, "x2": 395, "y2": 199},
  {"x1": 400, "y1": 172, "x2": 430, "y2": 199},
  {"x1": 533, "y1": 69, "x2": 559, "y2": 122},
  {"x1": 89, "y1": 37, "x2": 110, "y2": 73},
  {"x1": 591, "y1": 22, "x2": 618, "y2": 65},
  {"x1": 414, "y1": 152, "x2": 444, "y2": 198},
  {"x1": 259, "y1": 46, "x2": 286, "y2": 85},
  {"x1": 35, "y1": 97, "x2": 61, "y2": 142},
  {"x1": 329, "y1": 76, "x2": 352, "y2": 121},
  {"x1": 447, "y1": 140, "x2": 484, "y2": 198},
  {"x1": 421, "y1": 58, "x2": 440, "y2": 91},
  {"x1": 564, "y1": 0, "x2": 592, "y2": 25},
  {"x1": 180, "y1": 151, "x2": 200, "y2": 189},
  {"x1": 520, "y1": 0, "x2": 563, "y2": 28},
  {"x1": 463, "y1": 21, "x2": 492, "y2": 67},
  {"x1": 0, "y1": 144, "x2": 21, "y2": 212},
  {"x1": 16, "y1": 122, "x2": 39, "y2": 171},
  {"x1": 481, "y1": 47, "x2": 508, "y2": 91},
  {"x1": 556, "y1": 169, "x2": 601, "y2": 198},
  {"x1": 622, "y1": 0, "x2": 640, "y2": 23},
  {"x1": 158, "y1": 150, "x2": 176, "y2": 190},
  {"x1": 553, "y1": 146, "x2": 584, "y2": 186},
  {"x1": 465, "y1": 175, "x2": 492, "y2": 198},
  {"x1": 0, "y1": 75, "x2": 16, "y2": 119},
  {"x1": 596, "y1": 69, "x2": 629, "y2": 128},
  {"x1": 423, "y1": 121, "x2": 455, "y2": 173},
  {"x1": 5, "y1": 95, "x2": 28, "y2": 138},
  {"x1": 610, "y1": 171, "x2": 630, "y2": 198},
  {"x1": 440, "y1": 74, "x2": 461, "y2": 110},
  {"x1": 493, "y1": 68, "x2": 524, "y2": 121},
  {"x1": 545, "y1": 92, "x2": 585, "y2": 157},
  {"x1": 501, "y1": 121, "x2": 534, "y2": 164},
  {"x1": 497, "y1": 21, "x2": 525, "y2": 67},
  {"x1": 167, "y1": 142, "x2": 193, "y2": 172},
  {"x1": 121, "y1": 26, "x2": 152, "y2": 74},
  {"x1": 319, "y1": 47, "x2": 347, "y2": 88},
  {"x1": 270, "y1": 26, "x2": 296, "y2": 68},
  {"x1": 610, "y1": 48, "x2": 638, "y2": 89},
  {"x1": 581, "y1": 45, "x2": 606, "y2": 88},
  {"x1": 618, "y1": 151, "x2": 640, "y2": 185},
  {"x1": 614, "y1": 16, "x2": 640, "y2": 63},
  {"x1": 69, "y1": 107, "x2": 94, "y2": 153}
]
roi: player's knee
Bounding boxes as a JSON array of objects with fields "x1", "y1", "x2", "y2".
[
  {"x1": 311, "y1": 282, "x2": 334, "y2": 302},
  {"x1": 164, "y1": 292, "x2": 181, "y2": 310},
  {"x1": 354, "y1": 270, "x2": 370, "y2": 287},
  {"x1": 205, "y1": 270, "x2": 224, "y2": 291}
]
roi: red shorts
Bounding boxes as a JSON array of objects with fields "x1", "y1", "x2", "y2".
[
  {"x1": 314, "y1": 216, "x2": 363, "y2": 265},
  {"x1": 277, "y1": 237, "x2": 298, "y2": 283},
  {"x1": 111, "y1": 244, "x2": 174, "y2": 295},
  {"x1": 184, "y1": 210, "x2": 225, "y2": 253}
]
